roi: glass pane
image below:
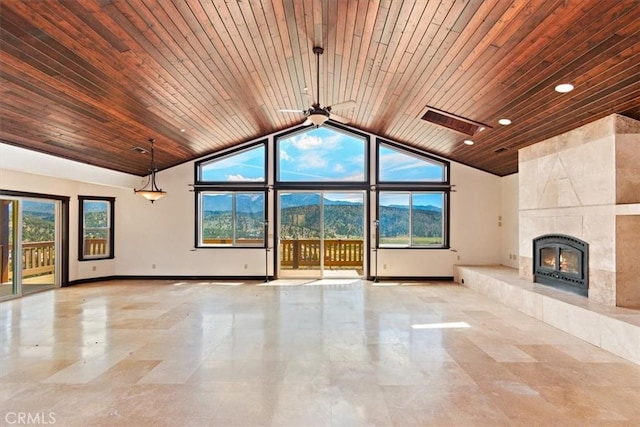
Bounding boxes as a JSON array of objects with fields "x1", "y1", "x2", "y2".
[
  {"x1": 540, "y1": 247, "x2": 556, "y2": 268},
  {"x1": 379, "y1": 192, "x2": 410, "y2": 246},
  {"x1": 323, "y1": 192, "x2": 365, "y2": 276},
  {"x1": 235, "y1": 193, "x2": 265, "y2": 245},
  {"x1": 560, "y1": 248, "x2": 579, "y2": 274},
  {"x1": 200, "y1": 145, "x2": 265, "y2": 182},
  {"x1": 22, "y1": 200, "x2": 56, "y2": 293},
  {"x1": 411, "y1": 193, "x2": 444, "y2": 246},
  {"x1": 379, "y1": 144, "x2": 445, "y2": 182},
  {"x1": 201, "y1": 193, "x2": 233, "y2": 244},
  {"x1": 83, "y1": 200, "x2": 109, "y2": 257},
  {"x1": 278, "y1": 127, "x2": 366, "y2": 182},
  {"x1": 0, "y1": 200, "x2": 17, "y2": 297},
  {"x1": 279, "y1": 193, "x2": 321, "y2": 271}
]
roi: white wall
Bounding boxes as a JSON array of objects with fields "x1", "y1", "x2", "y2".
[
  {"x1": 0, "y1": 144, "x2": 137, "y2": 281},
  {"x1": 2, "y1": 131, "x2": 507, "y2": 280}
]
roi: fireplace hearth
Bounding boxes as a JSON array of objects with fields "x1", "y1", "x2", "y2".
[{"x1": 533, "y1": 234, "x2": 589, "y2": 296}]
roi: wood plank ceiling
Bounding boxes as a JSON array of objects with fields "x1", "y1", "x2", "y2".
[{"x1": 1, "y1": 0, "x2": 639, "y2": 177}]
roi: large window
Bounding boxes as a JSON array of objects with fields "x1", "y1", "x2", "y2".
[
  {"x1": 377, "y1": 140, "x2": 449, "y2": 248},
  {"x1": 196, "y1": 143, "x2": 266, "y2": 184},
  {"x1": 195, "y1": 141, "x2": 267, "y2": 248},
  {"x1": 277, "y1": 126, "x2": 367, "y2": 182},
  {"x1": 197, "y1": 192, "x2": 265, "y2": 247},
  {"x1": 379, "y1": 192, "x2": 445, "y2": 247},
  {"x1": 78, "y1": 196, "x2": 114, "y2": 260}
]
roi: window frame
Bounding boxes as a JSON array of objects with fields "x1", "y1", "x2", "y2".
[
  {"x1": 195, "y1": 189, "x2": 267, "y2": 248},
  {"x1": 375, "y1": 138, "x2": 450, "y2": 249},
  {"x1": 78, "y1": 196, "x2": 115, "y2": 261},
  {"x1": 194, "y1": 140, "x2": 267, "y2": 186},
  {"x1": 275, "y1": 122, "x2": 370, "y2": 188}
]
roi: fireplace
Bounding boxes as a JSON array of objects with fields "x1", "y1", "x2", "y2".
[{"x1": 533, "y1": 234, "x2": 589, "y2": 296}]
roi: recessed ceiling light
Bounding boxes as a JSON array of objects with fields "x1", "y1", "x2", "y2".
[
  {"x1": 555, "y1": 83, "x2": 574, "y2": 93},
  {"x1": 180, "y1": 128, "x2": 186, "y2": 132},
  {"x1": 498, "y1": 118, "x2": 512, "y2": 125},
  {"x1": 463, "y1": 139, "x2": 474, "y2": 145}
]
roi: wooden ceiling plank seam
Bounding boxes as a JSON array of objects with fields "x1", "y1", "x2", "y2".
[
  {"x1": 101, "y1": 1, "x2": 235, "y2": 145},
  {"x1": 506, "y1": 1, "x2": 640, "y2": 90},
  {"x1": 180, "y1": 2, "x2": 266, "y2": 139},
  {"x1": 443, "y1": 4, "x2": 640, "y2": 123},
  {"x1": 336, "y1": 0, "x2": 359, "y2": 106},
  {"x1": 215, "y1": 0, "x2": 283, "y2": 131},
  {"x1": 431, "y1": 0, "x2": 515, "y2": 91},
  {"x1": 467, "y1": 0, "x2": 567, "y2": 92},
  {"x1": 376, "y1": 0, "x2": 498, "y2": 131},
  {"x1": 282, "y1": 0, "x2": 311, "y2": 113},
  {"x1": 355, "y1": 0, "x2": 392, "y2": 126},
  {"x1": 148, "y1": 0, "x2": 259, "y2": 137},
  {"x1": 119, "y1": 0, "x2": 247, "y2": 142},
  {"x1": 399, "y1": 0, "x2": 500, "y2": 119},
  {"x1": 348, "y1": 0, "x2": 379, "y2": 106},
  {"x1": 495, "y1": 7, "x2": 640, "y2": 115},
  {"x1": 250, "y1": 3, "x2": 299, "y2": 120},
  {"x1": 480, "y1": 0, "x2": 636, "y2": 114},
  {"x1": 470, "y1": 75, "x2": 640, "y2": 161},
  {"x1": 262, "y1": 0, "x2": 303, "y2": 123},
  {"x1": 475, "y1": 31, "x2": 640, "y2": 128},
  {"x1": 215, "y1": 0, "x2": 281, "y2": 130},
  {"x1": 324, "y1": 0, "x2": 339, "y2": 107},
  {"x1": 236, "y1": 0, "x2": 295, "y2": 129},
  {"x1": 368, "y1": 0, "x2": 460, "y2": 130},
  {"x1": 366, "y1": 1, "x2": 424, "y2": 130},
  {"x1": 341, "y1": 0, "x2": 369, "y2": 108}
]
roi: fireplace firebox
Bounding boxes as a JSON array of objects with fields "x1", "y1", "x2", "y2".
[{"x1": 533, "y1": 234, "x2": 589, "y2": 296}]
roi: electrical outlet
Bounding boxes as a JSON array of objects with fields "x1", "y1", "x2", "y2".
[
  {"x1": 92, "y1": 265, "x2": 97, "y2": 271},
  {"x1": 457, "y1": 255, "x2": 460, "y2": 261},
  {"x1": 152, "y1": 264, "x2": 156, "y2": 269},
  {"x1": 383, "y1": 264, "x2": 387, "y2": 270},
  {"x1": 244, "y1": 264, "x2": 248, "y2": 269}
]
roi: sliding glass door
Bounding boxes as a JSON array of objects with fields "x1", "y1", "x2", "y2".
[
  {"x1": 278, "y1": 191, "x2": 365, "y2": 278},
  {"x1": 0, "y1": 196, "x2": 61, "y2": 299}
]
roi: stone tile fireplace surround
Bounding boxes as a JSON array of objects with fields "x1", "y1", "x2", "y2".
[
  {"x1": 455, "y1": 114, "x2": 640, "y2": 366},
  {"x1": 519, "y1": 114, "x2": 640, "y2": 308}
]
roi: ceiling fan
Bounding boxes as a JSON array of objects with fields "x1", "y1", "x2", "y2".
[{"x1": 279, "y1": 46, "x2": 356, "y2": 127}]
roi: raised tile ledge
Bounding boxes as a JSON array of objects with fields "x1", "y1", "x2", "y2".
[{"x1": 454, "y1": 265, "x2": 640, "y2": 366}]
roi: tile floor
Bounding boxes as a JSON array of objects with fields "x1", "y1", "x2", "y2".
[{"x1": 1, "y1": 279, "x2": 640, "y2": 426}]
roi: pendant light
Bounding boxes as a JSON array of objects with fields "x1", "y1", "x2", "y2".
[{"x1": 134, "y1": 138, "x2": 166, "y2": 203}]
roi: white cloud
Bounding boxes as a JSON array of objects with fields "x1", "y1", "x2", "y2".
[
  {"x1": 291, "y1": 134, "x2": 323, "y2": 150},
  {"x1": 280, "y1": 149, "x2": 293, "y2": 162},
  {"x1": 225, "y1": 174, "x2": 263, "y2": 182},
  {"x1": 333, "y1": 164, "x2": 345, "y2": 173},
  {"x1": 298, "y1": 152, "x2": 327, "y2": 169}
]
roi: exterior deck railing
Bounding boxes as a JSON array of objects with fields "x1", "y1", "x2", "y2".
[
  {"x1": 0, "y1": 241, "x2": 56, "y2": 282},
  {"x1": 280, "y1": 239, "x2": 364, "y2": 269},
  {"x1": 0, "y1": 239, "x2": 108, "y2": 282}
]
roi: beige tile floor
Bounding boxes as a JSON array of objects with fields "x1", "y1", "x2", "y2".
[{"x1": 1, "y1": 279, "x2": 640, "y2": 426}]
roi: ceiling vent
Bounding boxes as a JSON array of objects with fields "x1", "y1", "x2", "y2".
[
  {"x1": 420, "y1": 106, "x2": 489, "y2": 136},
  {"x1": 494, "y1": 147, "x2": 510, "y2": 154},
  {"x1": 132, "y1": 146, "x2": 148, "y2": 154}
]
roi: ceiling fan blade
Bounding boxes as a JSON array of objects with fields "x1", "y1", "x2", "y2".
[
  {"x1": 329, "y1": 113, "x2": 350, "y2": 124},
  {"x1": 330, "y1": 100, "x2": 356, "y2": 111},
  {"x1": 278, "y1": 109, "x2": 305, "y2": 113},
  {"x1": 302, "y1": 118, "x2": 312, "y2": 126}
]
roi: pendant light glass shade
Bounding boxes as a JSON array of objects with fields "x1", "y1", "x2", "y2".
[{"x1": 134, "y1": 138, "x2": 166, "y2": 203}]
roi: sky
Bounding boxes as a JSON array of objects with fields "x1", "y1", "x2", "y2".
[
  {"x1": 200, "y1": 127, "x2": 445, "y2": 203},
  {"x1": 278, "y1": 127, "x2": 365, "y2": 181}
]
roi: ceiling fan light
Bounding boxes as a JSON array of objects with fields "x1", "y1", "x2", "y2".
[{"x1": 307, "y1": 111, "x2": 330, "y2": 127}]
